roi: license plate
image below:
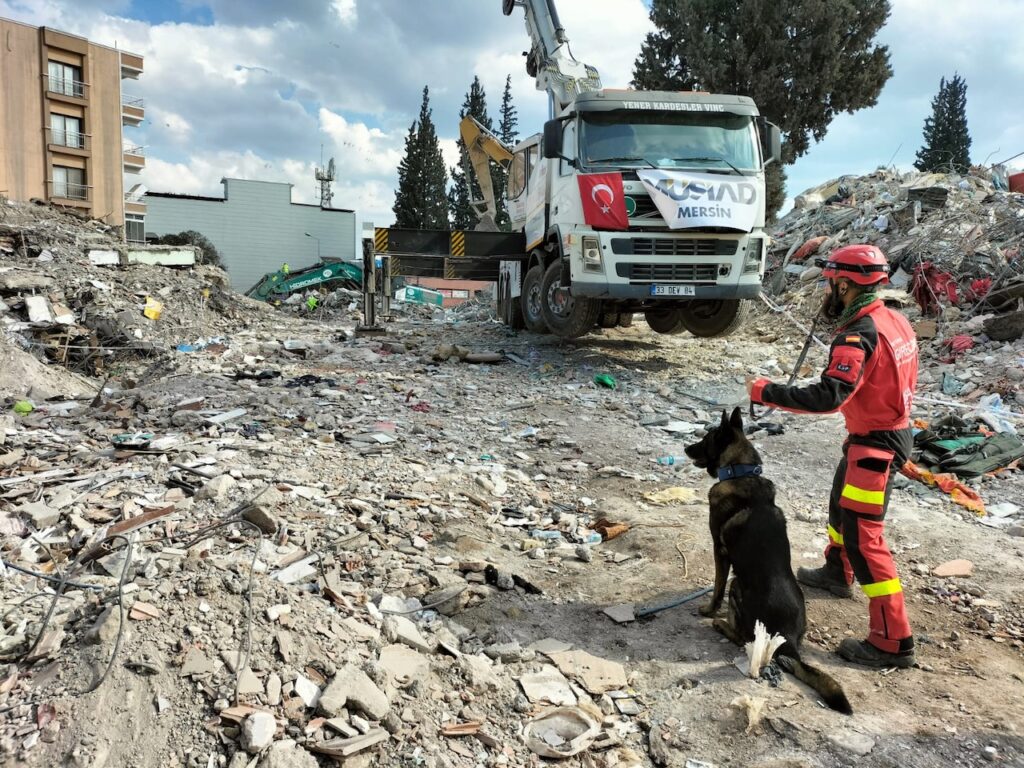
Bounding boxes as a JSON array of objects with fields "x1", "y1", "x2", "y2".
[{"x1": 650, "y1": 284, "x2": 695, "y2": 297}]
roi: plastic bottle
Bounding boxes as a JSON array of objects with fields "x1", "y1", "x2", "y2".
[
  {"x1": 530, "y1": 529, "x2": 563, "y2": 540},
  {"x1": 657, "y1": 455, "x2": 687, "y2": 466},
  {"x1": 578, "y1": 532, "x2": 602, "y2": 545}
]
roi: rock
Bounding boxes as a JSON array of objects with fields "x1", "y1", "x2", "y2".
[
  {"x1": 484, "y1": 641, "x2": 528, "y2": 663},
  {"x1": 575, "y1": 545, "x2": 593, "y2": 563},
  {"x1": 241, "y1": 711, "x2": 276, "y2": 754},
  {"x1": 459, "y1": 653, "x2": 501, "y2": 692},
  {"x1": 243, "y1": 486, "x2": 284, "y2": 533},
  {"x1": 83, "y1": 606, "x2": 125, "y2": 647},
  {"x1": 933, "y1": 559, "x2": 974, "y2": 578},
  {"x1": 378, "y1": 644, "x2": 430, "y2": 685},
  {"x1": 259, "y1": 739, "x2": 318, "y2": 768},
  {"x1": 382, "y1": 615, "x2": 433, "y2": 653},
  {"x1": 1007, "y1": 526, "x2": 1024, "y2": 538},
  {"x1": 266, "y1": 673, "x2": 282, "y2": 706},
  {"x1": 197, "y1": 474, "x2": 236, "y2": 501},
  {"x1": 827, "y1": 731, "x2": 876, "y2": 757},
  {"x1": 320, "y1": 664, "x2": 390, "y2": 720}
]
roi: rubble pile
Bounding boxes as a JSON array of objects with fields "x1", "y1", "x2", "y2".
[{"x1": 1, "y1": 199, "x2": 274, "y2": 379}]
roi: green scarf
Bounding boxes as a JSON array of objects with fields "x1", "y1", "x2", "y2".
[{"x1": 838, "y1": 291, "x2": 878, "y2": 328}]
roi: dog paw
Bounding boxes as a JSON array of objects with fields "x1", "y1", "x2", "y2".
[{"x1": 699, "y1": 602, "x2": 718, "y2": 617}]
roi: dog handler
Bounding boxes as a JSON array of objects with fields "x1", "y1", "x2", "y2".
[{"x1": 746, "y1": 244, "x2": 918, "y2": 668}]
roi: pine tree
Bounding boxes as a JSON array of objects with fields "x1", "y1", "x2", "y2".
[
  {"x1": 914, "y1": 74, "x2": 971, "y2": 174},
  {"x1": 393, "y1": 86, "x2": 450, "y2": 230},
  {"x1": 633, "y1": 0, "x2": 892, "y2": 219},
  {"x1": 448, "y1": 77, "x2": 495, "y2": 230},
  {"x1": 495, "y1": 75, "x2": 519, "y2": 231}
]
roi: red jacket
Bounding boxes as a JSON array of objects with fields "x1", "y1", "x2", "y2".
[{"x1": 750, "y1": 300, "x2": 918, "y2": 435}]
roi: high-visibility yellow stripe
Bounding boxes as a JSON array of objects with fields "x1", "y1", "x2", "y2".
[
  {"x1": 451, "y1": 230, "x2": 466, "y2": 257},
  {"x1": 841, "y1": 484, "x2": 885, "y2": 506},
  {"x1": 827, "y1": 524, "x2": 844, "y2": 545},
  {"x1": 444, "y1": 258, "x2": 456, "y2": 280},
  {"x1": 374, "y1": 227, "x2": 388, "y2": 253},
  {"x1": 862, "y1": 578, "x2": 902, "y2": 598}
]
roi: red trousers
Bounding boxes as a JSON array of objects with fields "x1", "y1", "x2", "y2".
[{"x1": 825, "y1": 439, "x2": 914, "y2": 654}]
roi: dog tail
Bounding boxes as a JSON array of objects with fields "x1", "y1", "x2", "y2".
[{"x1": 776, "y1": 645, "x2": 852, "y2": 715}]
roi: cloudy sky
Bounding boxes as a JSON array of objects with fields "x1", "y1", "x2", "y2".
[{"x1": 3, "y1": 0, "x2": 1022, "y2": 227}]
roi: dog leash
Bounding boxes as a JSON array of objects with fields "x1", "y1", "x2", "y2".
[{"x1": 751, "y1": 304, "x2": 824, "y2": 422}]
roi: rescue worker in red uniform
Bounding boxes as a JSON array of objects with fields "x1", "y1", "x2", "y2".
[{"x1": 747, "y1": 244, "x2": 918, "y2": 668}]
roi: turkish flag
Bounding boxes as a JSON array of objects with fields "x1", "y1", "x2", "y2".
[{"x1": 578, "y1": 173, "x2": 628, "y2": 230}]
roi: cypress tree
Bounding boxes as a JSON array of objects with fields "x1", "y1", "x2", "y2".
[
  {"x1": 448, "y1": 77, "x2": 494, "y2": 230},
  {"x1": 393, "y1": 86, "x2": 450, "y2": 230},
  {"x1": 495, "y1": 75, "x2": 519, "y2": 231},
  {"x1": 633, "y1": 0, "x2": 892, "y2": 219},
  {"x1": 914, "y1": 74, "x2": 971, "y2": 174}
]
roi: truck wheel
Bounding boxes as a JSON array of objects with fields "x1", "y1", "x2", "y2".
[
  {"x1": 499, "y1": 276, "x2": 525, "y2": 329},
  {"x1": 521, "y1": 264, "x2": 548, "y2": 333},
  {"x1": 644, "y1": 309, "x2": 687, "y2": 335},
  {"x1": 598, "y1": 311, "x2": 621, "y2": 329},
  {"x1": 618, "y1": 313, "x2": 634, "y2": 328},
  {"x1": 679, "y1": 299, "x2": 749, "y2": 338},
  {"x1": 541, "y1": 260, "x2": 599, "y2": 338}
]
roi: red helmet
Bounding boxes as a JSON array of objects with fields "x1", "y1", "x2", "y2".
[{"x1": 820, "y1": 244, "x2": 890, "y2": 286}]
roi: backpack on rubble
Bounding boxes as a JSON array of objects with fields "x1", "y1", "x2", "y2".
[{"x1": 914, "y1": 426, "x2": 1024, "y2": 478}]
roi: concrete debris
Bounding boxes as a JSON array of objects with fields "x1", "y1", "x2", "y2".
[
  {"x1": 1, "y1": 189, "x2": 1022, "y2": 768},
  {"x1": 240, "y1": 711, "x2": 276, "y2": 754}
]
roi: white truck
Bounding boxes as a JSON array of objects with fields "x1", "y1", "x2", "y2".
[{"x1": 487, "y1": 0, "x2": 781, "y2": 338}]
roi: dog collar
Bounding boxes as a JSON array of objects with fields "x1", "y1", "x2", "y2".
[{"x1": 717, "y1": 464, "x2": 763, "y2": 481}]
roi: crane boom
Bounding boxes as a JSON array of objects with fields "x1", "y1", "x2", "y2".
[{"x1": 503, "y1": 0, "x2": 602, "y2": 114}]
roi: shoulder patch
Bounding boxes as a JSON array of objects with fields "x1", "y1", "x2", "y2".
[{"x1": 845, "y1": 335, "x2": 861, "y2": 343}]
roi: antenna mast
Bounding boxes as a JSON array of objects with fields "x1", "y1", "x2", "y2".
[{"x1": 314, "y1": 157, "x2": 336, "y2": 209}]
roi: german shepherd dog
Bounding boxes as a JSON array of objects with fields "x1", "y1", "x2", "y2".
[{"x1": 685, "y1": 408, "x2": 852, "y2": 715}]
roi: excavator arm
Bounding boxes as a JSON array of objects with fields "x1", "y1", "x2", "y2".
[
  {"x1": 459, "y1": 115, "x2": 513, "y2": 232},
  {"x1": 503, "y1": 0, "x2": 601, "y2": 114}
]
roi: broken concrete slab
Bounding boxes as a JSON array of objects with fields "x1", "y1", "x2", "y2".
[
  {"x1": 259, "y1": 739, "x2": 319, "y2": 768},
  {"x1": 547, "y1": 650, "x2": 627, "y2": 694},
  {"x1": 319, "y1": 665, "x2": 389, "y2": 720},
  {"x1": 933, "y1": 559, "x2": 974, "y2": 578},
  {"x1": 518, "y1": 668, "x2": 577, "y2": 706},
  {"x1": 378, "y1": 644, "x2": 430, "y2": 686},
  {"x1": 18, "y1": 499, "x2": 60, "y2": 529},
  {"x1": 382, "y1": 615, "x2": 434, "y2": 653},
  {"x1": 25, "y1": 296, "x2": 54, "y2": 324}
]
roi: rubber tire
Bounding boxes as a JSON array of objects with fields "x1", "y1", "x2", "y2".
[
  {"x1": 540, "y1": 260, "x2": 600, "y2": 338},
  {"x1": 645, "y1": 308, "x2": 687, "y2": 335},
  {"x1": 618, "y1": 313, "x2": 635, "y2": 328},
  {"x1": 499, "y1": 275, "x2": 525, "y2": 330},
  {"x1": 521, "y1": 264, "x2": 548, "y2": 333},
  {"x1": 679, "y1": 299, "x2": 749, "y2": 338},
  {"x1": 598, "y1": 311, "x2": 621, "y2": 329}
]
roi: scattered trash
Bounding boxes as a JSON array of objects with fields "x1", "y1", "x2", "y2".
[
  {"x1": 643, "y1": 486, "x2": 698, "y2": 505},
  {"x1": 523, "y1": 707, "x2": 600, "y2": 758},
  {"x1": 593, "y1": 373, "x2": 617, "y2": 389}
]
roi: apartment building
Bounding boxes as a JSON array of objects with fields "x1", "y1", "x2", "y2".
[{"x1": 0, "y1": 18, "x2": 145, "y2": 238}]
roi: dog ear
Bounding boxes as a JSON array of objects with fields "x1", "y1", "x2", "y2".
[
  {"x1": 719, "y1": 410, "x2": 729, "y2": 430},
  {"x1": 730, "y1": 406, "x2": 743, "y2": 431}
]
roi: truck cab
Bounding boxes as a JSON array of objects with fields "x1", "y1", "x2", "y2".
[{"x1": 506, "y1": 89, "x2": 780, "y2": 338}]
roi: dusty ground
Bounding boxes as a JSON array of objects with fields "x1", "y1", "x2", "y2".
[
  {"x1": 7, "y1": 309, "x2": 1024, "y2": 768},
  {"x1": 441, "y1": 320, "x2": 1024, "y2": 767}
]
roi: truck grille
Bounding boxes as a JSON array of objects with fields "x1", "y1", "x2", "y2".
[
  {"x1": 626, "y1": 195, "x2": 660, "y2": 218},
  {"x1": 616, "y1": 263, "x2": 719, "y2": 282},
  {"x1": 610, "y1": 238, "x2": 738, "y2": 257}
]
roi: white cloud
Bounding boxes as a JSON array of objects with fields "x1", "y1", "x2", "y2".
[{"x1": 331, "y1": 0, "x2": 356, "y2": 26}]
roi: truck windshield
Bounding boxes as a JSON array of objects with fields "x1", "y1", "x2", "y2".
[{"x1": 580, "y1": 111, "x2": 758, "y2": 172}]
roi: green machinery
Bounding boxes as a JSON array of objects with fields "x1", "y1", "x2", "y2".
[{"x1": 245, "y1": 258, "x2": 363, "y2": 303}]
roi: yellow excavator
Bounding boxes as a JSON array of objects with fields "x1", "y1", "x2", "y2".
[{"x1": 458, "y1": 115, "x2": 513, "y2": 232}]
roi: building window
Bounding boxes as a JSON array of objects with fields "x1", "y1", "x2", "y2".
[
  {"x1": 125, "y1": 214, "x2": 145, "y2": 244},
  {"x1": 53, "y1": 166, "x2": 86, "y2": 200},
  {"x1": 48, "y1": 61, "x2": 84, "y2": 98},
  {"x1": 50, "y1": 114, "x2": 83, "y2": 148}
]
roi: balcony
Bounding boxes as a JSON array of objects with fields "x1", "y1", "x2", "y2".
[
  {"x1": 46, "y1": 75, "x2": 88, "y2": 102},
  {"x1": 123, "y1": 146, "x2": 146, "y2": 172},
  {"x1": 49, "y1": 180, "x2": 91, "y2": 205},
  {"x1": 120, "y1": 52, "x2": 144, "y2": 80},
  {"x1": 122, "y1": 94, "x2": 145, "y2": 126},
  {"x1": 46, "y1": 128, "x2": 90, "y2": 153}
]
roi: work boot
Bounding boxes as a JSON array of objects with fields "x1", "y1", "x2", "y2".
[
  {"x1": 796, "y1": 565, "x2": 853, "y2": 598},
  {"x1": 838, "y1": 638, "x2": 916, "y2": 669}
]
